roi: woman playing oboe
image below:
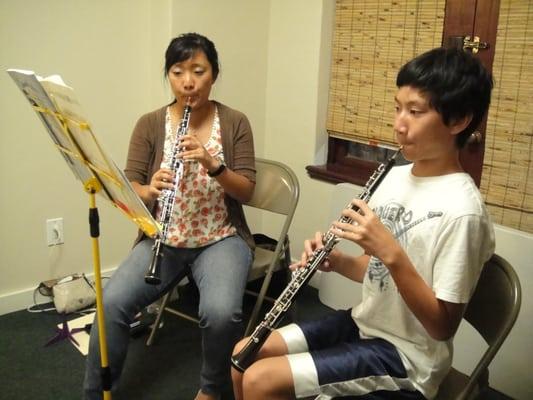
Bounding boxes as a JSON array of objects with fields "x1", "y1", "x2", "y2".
[
  {"x1": 84, "y1": 32, "x2": 256, "y2": 400},
  {"x1": 231, "y1": 47, "x2": 494, "y2": 400}
]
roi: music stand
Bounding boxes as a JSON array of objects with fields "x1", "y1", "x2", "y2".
[{"x1": 8, "y1": 69, "x2": 160, "y2": 400}]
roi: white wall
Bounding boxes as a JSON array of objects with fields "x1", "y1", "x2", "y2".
[
  {"x1": 0, "y1": 0, "x2": 166, "y2": 313},
  {"x1": 168, "y1": 0, "x2": 270, "y2": 156},
  {"x1": 1, "y1": 1, "x2": 531, "y2": 398},
  {"x1": 261, "y1": 0, "x2": 337, "y2": 252},
  {"x1": 0, "y1": 0, "x2": 270, "y2": 313}
]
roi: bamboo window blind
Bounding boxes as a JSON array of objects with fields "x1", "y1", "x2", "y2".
[
  {"x1": 480, "y1": 0, "x2": 533, "y2": 234},
  {"x1": 327, "y1": 0, "x2": 445, "y2": 146}
]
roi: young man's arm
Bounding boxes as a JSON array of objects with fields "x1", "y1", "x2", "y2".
[
  {"x1": 332, "y1": 199, "x2": 465, "y2": 341},
  {"x1": 326, "y1": 251, "x2": 370, "y2": 283},
  {"x1": 383, "y1": 249, "x2": 465, "y2": 340}
]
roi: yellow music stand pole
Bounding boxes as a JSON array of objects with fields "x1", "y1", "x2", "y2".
[
  {"x1": 85, "y1": 178, "x2": 112, "y2": 400},
  {"x1": 7, "y1": 69, "x2": 162, "y2": 400}
]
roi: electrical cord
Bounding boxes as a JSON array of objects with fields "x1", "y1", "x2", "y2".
[{"x1": 27, "y1": 287, "x2": 57, "y2": 313}]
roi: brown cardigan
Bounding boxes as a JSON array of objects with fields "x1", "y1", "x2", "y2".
[{"x1": 125, "y1": 101, "x2": 256, "y2": 249}]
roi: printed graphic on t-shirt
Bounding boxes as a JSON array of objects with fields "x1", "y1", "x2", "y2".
[{"x1": 368, "y1": 201, "x2": 443, "y2": 291}]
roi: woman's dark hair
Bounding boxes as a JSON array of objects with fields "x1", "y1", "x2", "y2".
[
  {"x1": 396, "y1": 47, "x2": 493, "y2": 148},
  {"x1": 164, "y1": 33, "x2": 219, "y2": 80}
]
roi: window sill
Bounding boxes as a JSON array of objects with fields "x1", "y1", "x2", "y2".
[{"x1": 306, "y1": 161, "x2": 379, "y2": 187}]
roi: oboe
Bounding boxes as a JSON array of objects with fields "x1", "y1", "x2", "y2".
[
  {"x1": 231, "y1": 148, "x2": 402, "y2": 372},
  {"x1": 145, "y1": 103, "x2": 192, "y2": 284}
]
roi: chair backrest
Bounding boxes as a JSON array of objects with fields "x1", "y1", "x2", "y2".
[
  {"x1": 458, "y1": 253, "x2": 522, "y2": 397},
  {"x1": 245, "y1": 157, "x2": 299, "y2": 256},
  {"x1": 246, "y1": 158, "x2": 299, "y2": 217},
  {"x1": 464, "y1": 254, "x2": 521, "y2": 345}
]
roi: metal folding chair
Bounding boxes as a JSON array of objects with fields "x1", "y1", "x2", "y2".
[
  {"x1": 435, "y1": 254, "x2": 522, "y2": 400},
  {"x1": 145, "y1": 157, "x2": 299, "y2": 345}
]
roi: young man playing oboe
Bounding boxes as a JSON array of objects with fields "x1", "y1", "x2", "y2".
[{"x1": 231, "y1": 47, "x2": 495, "y2": 400}]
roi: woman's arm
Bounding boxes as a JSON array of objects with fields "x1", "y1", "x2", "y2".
[
  {"x1": 125, "y1": 111, "x2": 162, "y2": 206},
  {"x1": 206, "y1": 160, "x2": 255, "y2": 203}
]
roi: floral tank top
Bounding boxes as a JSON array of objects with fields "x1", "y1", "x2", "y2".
[{"x1": 157, "y1": 106, "x2": 236, "y2": 248}]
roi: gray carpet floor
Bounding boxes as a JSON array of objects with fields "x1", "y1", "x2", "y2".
[{"x1": 0, "y1": 284, "x2": 514, "y2": 400}]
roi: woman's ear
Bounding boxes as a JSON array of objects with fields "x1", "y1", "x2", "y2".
[{"x1": 450, "y1": 114, "x2": 473, "y2": 136}]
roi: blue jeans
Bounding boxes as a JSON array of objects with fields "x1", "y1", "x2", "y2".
[{"x1": 83, "y1": 235, "x2": 252, "y2": 399}]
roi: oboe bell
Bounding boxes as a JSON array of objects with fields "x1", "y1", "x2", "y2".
[{"x1": 145, "y1": 240, "x2": 163, "y2": 285}]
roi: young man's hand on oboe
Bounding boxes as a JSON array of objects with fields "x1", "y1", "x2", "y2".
[{"x1": 290, "y1": 231, "x2": 341, "y2": 273}]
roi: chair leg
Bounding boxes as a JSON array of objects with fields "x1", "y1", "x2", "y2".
[
  {"x1": 245, "y1": 260, "x2": 281, "y2": 336},
  {"x1": 244, "y1": 235, "x2": 292, "y2": 336},
  {"x1": 146, "y1": 291, "x2": 171, "y2": 346}
]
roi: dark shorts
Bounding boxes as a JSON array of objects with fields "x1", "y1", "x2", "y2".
[{"x1": 278, "y1": 309, "x2": 426, "y2": 399}]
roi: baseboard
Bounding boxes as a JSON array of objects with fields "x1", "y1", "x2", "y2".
[{"x1": 0, "y1": 266, "x2": 118, "y2": 316}]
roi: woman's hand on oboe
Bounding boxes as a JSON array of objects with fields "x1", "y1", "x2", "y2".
[
  {"x1": 178, "y1": 134, "x2": 218, "y2": 172},
  {"x1": 132, "y1": 169, "x2": 175, "y2": 204},
  {"x1": 147, "y1": 168, "x2": 175, "y2": 199}
]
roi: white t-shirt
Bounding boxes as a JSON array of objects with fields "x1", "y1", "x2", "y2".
[{"x1": 352, "y1": 164, "x2": 495, "y2": 399}]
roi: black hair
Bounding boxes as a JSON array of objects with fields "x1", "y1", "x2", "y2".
[
  {"x1": 164, "y1": 33, "x2": 219, "y2": 80},
  {"x1": 396, "y1": 47, "x2": 493, "y2": 148}
]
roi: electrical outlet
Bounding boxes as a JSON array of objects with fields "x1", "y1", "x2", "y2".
[{"x1": 46, "y1": 218, "x2": 64, "y2": 246}]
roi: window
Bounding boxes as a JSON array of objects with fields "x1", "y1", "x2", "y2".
[
  {"x1": 308, "y1": 0, "x2": 445, "y2": 186},
  {"x1": 308, "y1": 0, "x2": 533, "y2": 234}
]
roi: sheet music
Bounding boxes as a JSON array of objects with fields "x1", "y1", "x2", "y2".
[
  {"x1": 7, "y1": 69, "x2": 160, "y2": 237},
  {"x1": 7, "y1": 69, "x2": 93, "y2": 185}
]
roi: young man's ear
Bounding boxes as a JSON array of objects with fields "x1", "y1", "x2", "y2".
[{"x1": 450, "y1": 114, "x2": 473, "y2": 136}]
